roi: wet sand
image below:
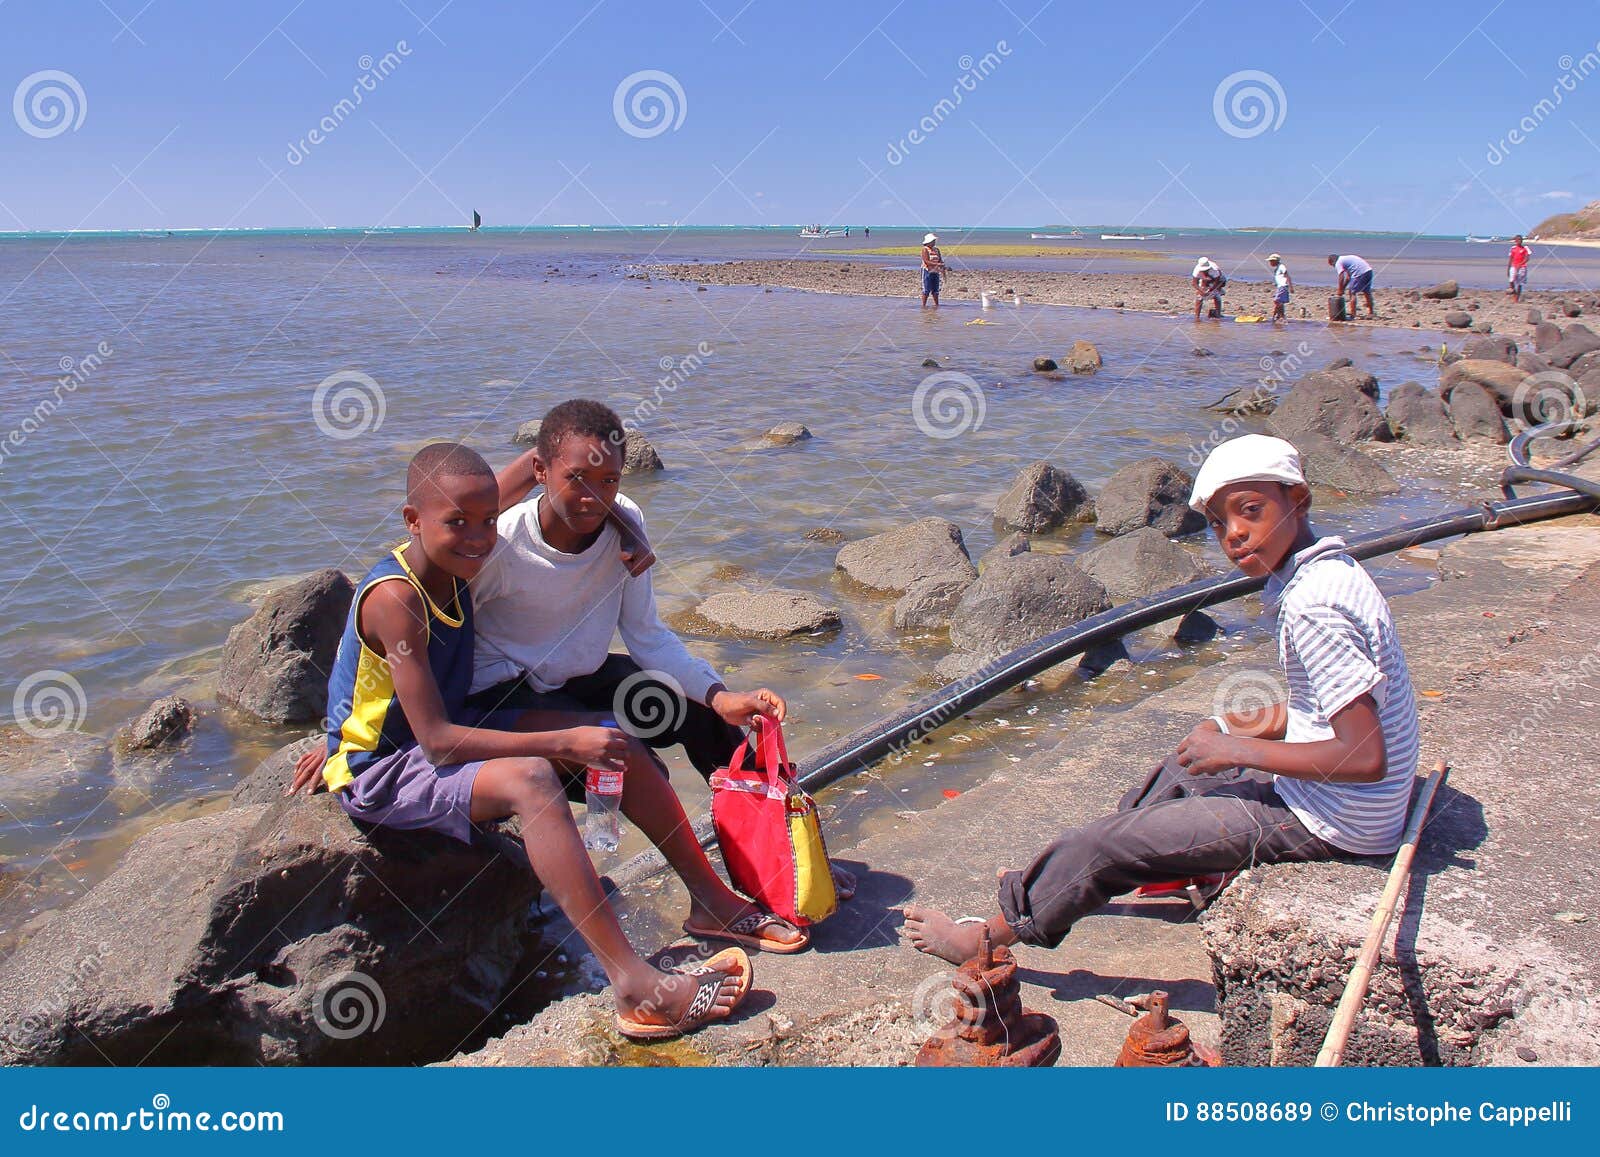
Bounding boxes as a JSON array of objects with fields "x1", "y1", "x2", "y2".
[{"x1": 646, "y1": 258, "x2": 1600, "y2": 336}]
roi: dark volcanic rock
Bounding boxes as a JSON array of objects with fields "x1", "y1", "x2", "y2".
[
  {"x1": 1286, "y1": 430, "x2": 1401, "y2": 495},
  {"x1": 1545, "y1": 323, "x2": 1600, "y2": 369},
  {"x1": 1077, "y1": 527, "x2": 1211, "y2": 603},
  {"x1": 692, "y1": 590, "x2": 841, "y2": 639},
  {"x1": 834, "y1": 518, "x2": 977, "y2": 594},
  {"x1": 115, "y1": 696, "x2": 194, "y2": 753},
  {"x1": 1446, "y1": 381, "x2": 1509, "y2": 444},
  {"x1": 1094, "y1": 457, "x2": 1206, "y2": 538},
  {"x1": 948, "y1": 553, "x2": 1111, "y2": 656},
  {"x1": 892, "y1": 575, "x2": 973, "y2": 632},
  {"x1": 1421, "y1": 280, "x2": 1459, "y2": 299},
  {"x1": 218, "y1": 569, "x2": 354, "y2": 725},
  {"x1": 1267, "y1": 372, "x2": 1391, "y2": 443},
  {"x1": 1031, "y1": 356, "x2": 1058, "y2": 373},
  {"x1": 1444, "y1": 311, "x2": 1473, "y2": 329},
  {"x1": 1460, "y1": 335, "x2": 1518, "y2": 365},
  {"x1": 993, "y1": 462, "x2": 1094, "y2": 533},
  {"x1": 623, "y1": 432, "x2": 664, "y2": 473},
  {"x1": 1385, "y1": 382, "x2": 1458, "y2": 448},
  {"x1": 0, "y1": 754, "x2": 539, "y2": 1065}
]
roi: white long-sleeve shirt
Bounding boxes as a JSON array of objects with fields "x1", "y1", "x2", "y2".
[{"x1": 468, "y1": 493, "x2": 721, "y2": 703}]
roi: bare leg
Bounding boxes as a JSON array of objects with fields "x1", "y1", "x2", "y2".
[
  {"x1": 902, "y1": 905, "x2": 1019, "y2": 965},
  {"x1": 470, "y1": 757, "x2": 742, "y2": 1024},
  {"x1": 614, "y1": 743, "x2": 804, "y2": 946}
]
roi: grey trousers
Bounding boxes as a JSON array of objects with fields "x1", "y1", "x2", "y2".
[{"x1": 997, "y1": 756, "x2": 1336, "y2": 949}]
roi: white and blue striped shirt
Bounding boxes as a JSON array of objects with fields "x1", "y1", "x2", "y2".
[{"x1": 1264, "y1": 536, "x2": 1420, "y2": 855}]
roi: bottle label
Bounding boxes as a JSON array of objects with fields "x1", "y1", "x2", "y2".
[{"x1": 586, "y1": 766, "x2": 624, "y2": 796}]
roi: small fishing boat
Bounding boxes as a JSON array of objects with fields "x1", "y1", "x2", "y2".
[
  {"x1": 470, "y1": 210, "x2": 481, "y2": 232},
  {"x1": 1030, "y1": 231, "x2": 1085, "y2": 239},
  {"x1": 798, "y1": 227, "x2": 848, "y2": 237},
  {"x1": 1100, "y1": 232, "x2": 1165, "y2": 241},
  {"x1": 1465, "y1": 234, "x2": 1499, "y2": 243}
]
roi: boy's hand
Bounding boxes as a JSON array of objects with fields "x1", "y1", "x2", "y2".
[
  {"x1": 710, "y1": 688, "x2": 787, "y2": 726},
  {"x1": 289, "y1": 745, "x2": 327, "y2": 795},
  {"x1": 1174, "y1": 723, "x2": 1239, "y2": 777},
  {"x1": 618, "y1": 534, "x2": 656, "y2": 577},
  {"x1": 559, "y1": 725, "x2": 631, "y2": 771}
]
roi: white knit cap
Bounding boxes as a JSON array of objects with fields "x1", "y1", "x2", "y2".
[{"x1": 1189, "y1": 434, "x2": 1305, "y2": 511}]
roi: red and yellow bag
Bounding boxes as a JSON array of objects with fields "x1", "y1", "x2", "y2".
[{"x1": 709, "y1": 717, "x2": 837, "y2": 927}]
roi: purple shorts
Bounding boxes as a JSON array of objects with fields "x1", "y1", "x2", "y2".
[{"x1": 337, "y1": 708, "x2": 525, "y2": 844}]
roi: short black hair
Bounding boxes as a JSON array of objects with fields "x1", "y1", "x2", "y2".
[
  {"x1": 538, "y1": 398, "x2": 624, "y2": 462},
  {"x1": 1326, "y1": 254, "x2": 1338, "y2": 263},
  {"x1": 407, "y1": 442, "x2": 493, "y2": 504}
]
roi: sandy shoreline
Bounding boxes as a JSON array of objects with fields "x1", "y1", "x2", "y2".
[{"x1": 644, "y1": 258, "x2": 1600, "y2": 336}]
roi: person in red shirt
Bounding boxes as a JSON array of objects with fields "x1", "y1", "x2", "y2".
[{"x1": 1507, "y1": 235, "x2": 1531, "y2": 301}]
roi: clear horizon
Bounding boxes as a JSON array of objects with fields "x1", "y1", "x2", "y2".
[{"x1": 3, "y1": 1, "x2": 1597, "y2": 235}]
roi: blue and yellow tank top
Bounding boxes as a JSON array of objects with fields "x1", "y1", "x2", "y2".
[{"x1": 321, "y1": 545, "x2": 475, "y2": 792}]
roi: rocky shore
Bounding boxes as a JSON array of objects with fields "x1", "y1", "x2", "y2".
[{"x1": 644, "y1": 258, "x2": 1600, "y2": 337}]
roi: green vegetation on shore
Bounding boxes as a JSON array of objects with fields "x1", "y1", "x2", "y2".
[
  {"x1": 1531, "y1": 199, "x2": 1600, "y2": 240},
  {"x1": 820, "y1": 244, "x2": 1165, "y2": 260}
]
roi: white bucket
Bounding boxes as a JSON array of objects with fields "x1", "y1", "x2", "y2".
[{"x1": 980, "y1": 292, "x2": 992, "y2": 310}]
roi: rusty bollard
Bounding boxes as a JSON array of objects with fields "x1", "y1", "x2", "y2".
[
  {"x1": 1114, "y1": 991, "x2": 1220, "y2": 1067},
  {"x1": 916, "y1": 928, "x2": 1062, "y2": 1067}
]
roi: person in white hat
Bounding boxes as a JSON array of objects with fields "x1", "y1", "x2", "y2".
[
  {"x1": 920, "y1": 233, "x2": 946, "y2": 309},
  {"x1": 1191, "y1": 256, "x2": 1226, "y2": 320},
  {"x1": 903, "y1": 433, "x2": 1419, "y2": 965},
  {"x1": 1267, "y1": 253, "x2": 1292, "y2": 321}
]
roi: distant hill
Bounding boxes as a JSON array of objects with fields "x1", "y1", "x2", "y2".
[{"x1": 1531, "y1": 200, "x2": 1600, "y2": 239}]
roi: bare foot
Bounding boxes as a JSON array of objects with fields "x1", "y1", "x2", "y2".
[
  {"x1": 615, "y1": 964, "x2": 743, "y2": 1030},
  {"x1": 831, "y1": 862, "x2": 858, "y2": 902},
  {"x1": 902, "y1": 904, "x2": 992, "y2": 965}
]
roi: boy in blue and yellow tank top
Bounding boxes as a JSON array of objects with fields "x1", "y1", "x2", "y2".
[{"x1": 289, "y1": 442, "x2": 798, "y2": 1041}]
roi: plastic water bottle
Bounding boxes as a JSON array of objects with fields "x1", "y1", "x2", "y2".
[{"x1": 583, "y1": 719, "x2": 624, "y2": 852}]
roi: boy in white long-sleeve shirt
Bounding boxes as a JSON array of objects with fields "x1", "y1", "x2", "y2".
[{"x1": 469, "y1": 399, "x2": 780, "y2": 777}]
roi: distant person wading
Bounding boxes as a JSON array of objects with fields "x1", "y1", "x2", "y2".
[{"x1": 920, "y1": 233, "x2": 947, "y2": 309}]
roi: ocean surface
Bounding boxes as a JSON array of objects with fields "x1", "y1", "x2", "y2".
[{"x1": 0, "y1": 225, "x2": 1541, "y2": 941}]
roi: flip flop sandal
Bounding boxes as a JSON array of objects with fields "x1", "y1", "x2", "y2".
[
  {"x1": 682, "y1": 909, "x2": 811, "y2": 955},
  {"x1": 614, "y1": 947, "x2": 753, "y2": 1042}
]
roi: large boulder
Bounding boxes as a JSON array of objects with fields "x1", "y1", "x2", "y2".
[
  {"x1": 1077, "y1": 527, "x2": 1211, "y2": 604},
  {"x1": 1545, "y1": 323, "x2": 1600, "y2": 369},
  {"x1": 691, "y1": 590, "x2": 841, "y2": 639},
  {"x1": 1094, "y1": 457, "x2": 1206, "y2": 538},
  {"x1": 834, "y1": 518, "x2": 977, "y2": 594},
  {"x1": 1534, "y1": 321, "x2": 1564, "y2": 352},
  {"x1": 0, "y1": 751, "x2": 539, "y2": 1065},
  {"x1": 1460, "y1": 334, "x2": 1518, "y2": 365},
  {"x1": 1446, "y1": 381, "x2": 1509, "y2": 444},
  {"x1": 993, "y1": 462, "x2": 1094, "y2": 533},
  {"x1": 1270, "y1": 373, "x2": 1391, "y2": 443},
  {"x1": 759, "y1": 422, "x2": 812, "y2": 447},
  {"x1": 1439, "y1": 359, "x2": 1527, "y2": 411},
  {"x1": 1444, "y1": 311, "x2": 1473, "y2": 329},
  {"x1": 218, "y1": 569, "x2": 353, "y2": 724},
  {"x1": 947, "y1": 553, "x2": 1111, "y2": 657},
  {"x1": 1288, "y1": 430, "x2": 1401, "y2": 495},
  {"x1": 1420, "y1": 280, "x2": 1459, "y2": 299},
  {"x1": 1384, "y1": 382, "x2": 1458, "y2": 448}
]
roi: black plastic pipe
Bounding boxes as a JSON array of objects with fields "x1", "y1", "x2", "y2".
[{"x1": 797, "y1": 485, "x2": 1598, "y2": 794}]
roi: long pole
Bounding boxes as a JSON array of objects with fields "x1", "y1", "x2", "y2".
[{"x1": 1314, "y1": 759, "x2": 1451, "y2": 1067}]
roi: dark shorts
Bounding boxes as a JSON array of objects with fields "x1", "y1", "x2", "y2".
[
  {"x1": 1348, "y1": 269, "x2": 1373, "y2": 295},
  {"x1": 922, "y1": 268, "x2": 942, "y2": 295}
]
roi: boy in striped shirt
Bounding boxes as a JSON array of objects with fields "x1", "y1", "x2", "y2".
[{"x1": 905, "y1": 434, "x2": 1419, "y2": 962}]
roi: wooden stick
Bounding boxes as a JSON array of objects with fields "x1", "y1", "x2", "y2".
[{"x1": 1314, "y1": 759, "x2": 1450, "y2": 1067}]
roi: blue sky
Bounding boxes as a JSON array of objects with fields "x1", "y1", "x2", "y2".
[{"x1": 2, "y1": 0, "x2": 1598, "y2": 233}]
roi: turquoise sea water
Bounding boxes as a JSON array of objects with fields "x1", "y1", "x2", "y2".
[{"x1": 0, "y1": 226, "x2": 1519, "y2": 938}]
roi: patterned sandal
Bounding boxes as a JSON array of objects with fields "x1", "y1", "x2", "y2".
[
  {"x1": 682, "y1": 908, "x2": 811, "y2": 954},
  {"x1": 614, "y1": 947, "x2": 753, "y2": 1041}
]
